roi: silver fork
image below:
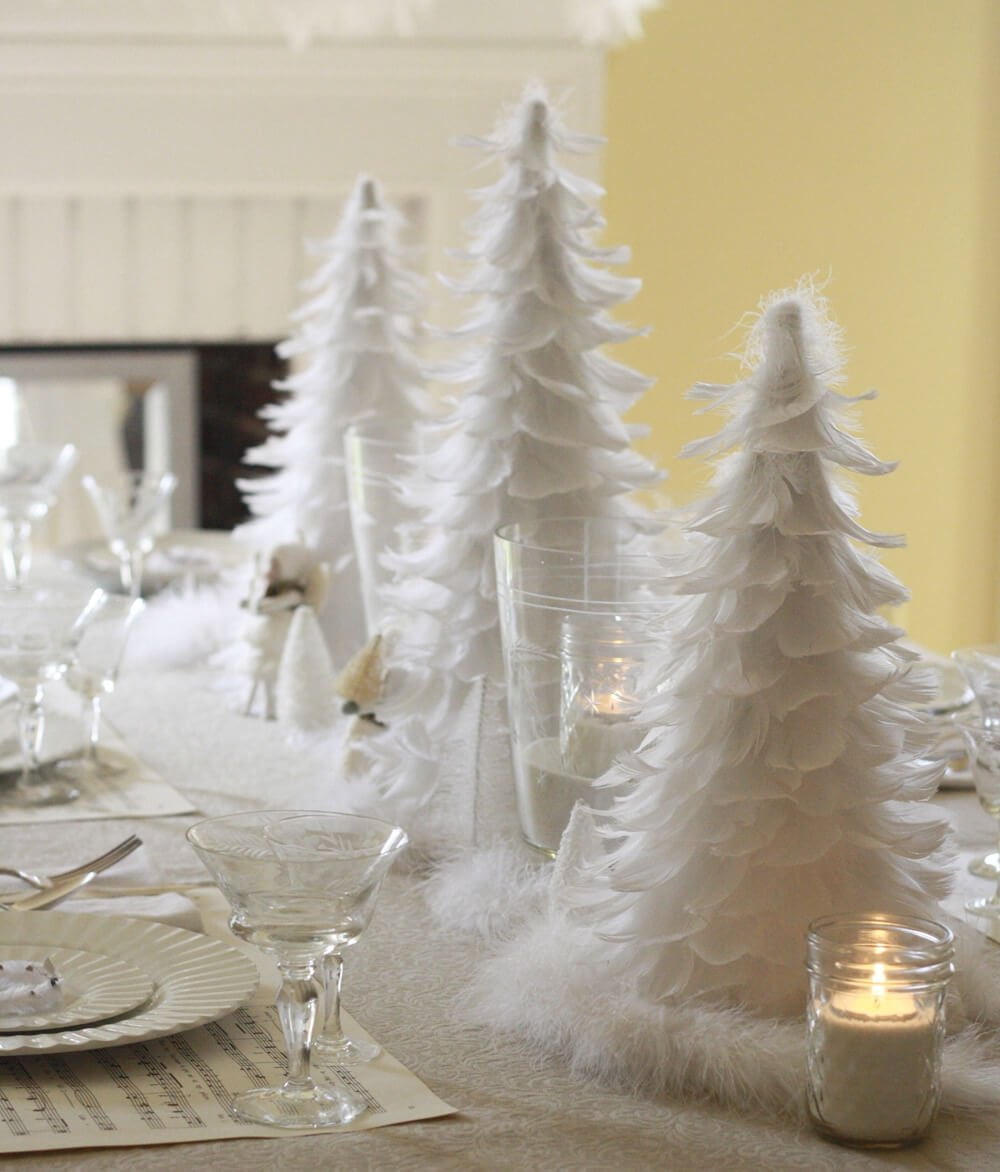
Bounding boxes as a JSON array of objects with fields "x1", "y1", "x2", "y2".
[
  {"x1": 1, "y1": 869, "x2": 102, "y2": 911},
  {"x1": 0, "y1": 835, "x2": 142, "y2": 891}
]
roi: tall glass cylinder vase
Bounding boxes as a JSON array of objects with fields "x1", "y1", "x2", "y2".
[
  {"x1": 494, "y1": 516, "x2": 677, "y2": 857},
  {"x1": 344, "y1": 420, "x2": 429, "y2": 638}
]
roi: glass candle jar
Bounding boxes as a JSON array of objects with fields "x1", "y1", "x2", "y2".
[
  {"x1": 805, "y1": 912, "x2": 954, "y2": 1149},
  {"x1": 494, "y1": 516, "x2": 677, "y2": 857},
  {"x1": 559, "y1": 613, "x2": 650, "y2": 779}
]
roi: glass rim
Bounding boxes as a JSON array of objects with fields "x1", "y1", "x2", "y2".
[
  {"x1": 185, "y1": 808, "x2": 332, "y2": 852},
  {"x1": 266, "y1": 812, "x2": 409, "y2": 860},
  {"x1": 805, "y1": 911, "x2": 955, "y2": 986},
  {"x1": 494, "y1": 514, "x2": 673, "y2": 554},
  {"x1": 343, "y1": 418, "x2": 429, "y2": 446}
]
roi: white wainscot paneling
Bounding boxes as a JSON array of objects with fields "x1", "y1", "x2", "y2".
[{"x1": 0, "y1": 34, "x2": 602, "y2": 344}]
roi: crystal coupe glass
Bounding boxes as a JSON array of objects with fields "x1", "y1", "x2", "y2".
[
  {"x1": 0, "y1": 442, "x2": 77, "y2": 588},
  {"x1": 83, "y1": 469, "x2": 177, "y2": 597},
  {"x1": 268, "y1": 813, "x2": 409, "y2": 1065},
  {"x1": 186, "y1": 810, "x2": 407, "y2": 1129},
  {"x1": 0, "y1": 581, "x2": 106, "y2": 806}
]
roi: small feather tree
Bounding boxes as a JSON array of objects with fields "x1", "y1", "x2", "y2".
[
  {"x1": 357, "y1": 83, "x2": 661, "y2": 849},
  {"x1": 566, "y1": 287, "x2": 951, "y2": 1016},
  {"x1": 237, "y1": 174, "x2": 426, "y2": 666}
]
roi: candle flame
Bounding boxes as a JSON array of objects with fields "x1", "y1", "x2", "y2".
[{"x1": 872, "y1": 960, "x2": 887, "y2": 1001}]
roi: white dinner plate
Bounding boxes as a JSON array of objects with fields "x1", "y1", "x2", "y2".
[
  {"x1": 0, "y1": 911, "x2": 259, "y2": 1055},
  {"x1": 0, "y1": 946, "x2": 154, "y2": 1032}
]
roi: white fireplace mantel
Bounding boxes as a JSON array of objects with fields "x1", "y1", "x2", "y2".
[{"x1": 0, "y1": 1, "x2": 606, "y2": 344}]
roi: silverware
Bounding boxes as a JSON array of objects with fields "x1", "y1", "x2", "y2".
[
  {"x1": 0, "y1": 870, "x2": 101, "y2": 911},
  {"x1": 0, "y1": 834, "x2": 142, "y2": 890}
]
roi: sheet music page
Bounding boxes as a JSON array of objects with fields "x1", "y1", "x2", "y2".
[
  {"x1": 0, "y1": 1001, "x2": 454, "y2": 1152},
  {"x1": 0, "y1": 702, "x2": 196, "y2": 826}
]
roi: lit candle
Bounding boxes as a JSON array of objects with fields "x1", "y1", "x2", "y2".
[
  {"x1": 519, "y1": 737, "x2": 603, "y2": 857},
  {"x1": 809, "y1": 956, "x2": 942, "y2": 1146},
  {"x1": 561, "y1": 687, "x2": 640, "y2": 778}
]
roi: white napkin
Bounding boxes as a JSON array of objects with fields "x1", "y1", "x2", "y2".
[{"x1": 65, "y1": 891, "x2": 203, "y2": 933}]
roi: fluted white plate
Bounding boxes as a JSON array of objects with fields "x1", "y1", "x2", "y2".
[
  {"x1": 0, "y1": 911, "x2": 258, "y2": 1055},
  {"x1": 0, "y1": 947, "x2": 154, "y2": 1032}
]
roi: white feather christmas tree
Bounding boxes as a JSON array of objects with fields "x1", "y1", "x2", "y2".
[
  {"x1": 566, "y1": 287, "x2": 951, "y2": 1015},
  {"x1": 236, "y1": 174, "x2": 426, "y2": 666},
  {"x1": 355, "y1": 83, "x2": 661, "y2": 851},
  {"x1": 465, "y1": 285, "x2": 1000, "y2": 1117}
]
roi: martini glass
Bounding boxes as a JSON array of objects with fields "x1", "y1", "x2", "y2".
[
  {"x1": 83, "y1": 469, "x2": 177, "y2": 598},
  {"x1": 268, "y1": 813, "x2": 408, "y2": 1066},
  {"x1": 0, "y1": 581, "x2": 107, "y2": 806},
  {"x1": 187, "y1": 810, "x2": 407, "y2": 1129},
  {"x1": 58, "y1": 595, "x2": 145, "y2": 782},
  {"x1": 953, "y1": 646, "x2": 1000, "y2": 877},
  {"x1": 0, "y1": 442, "x2": 77, "y2": 588}
]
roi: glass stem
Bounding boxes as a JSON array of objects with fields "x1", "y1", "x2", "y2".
[
  {"x1": 119, "y1": 547, "x2": 144, "y2": 599},
  {"x1": 17, "y1": 681, "x2": 44, "y2": 776},
  {"x1": 275, "y1": 961, "x2": 321, "y2": 1092},
  {"x1": 85, "y1": 692, "x2": 102, "y2": 766},
  {"x1": 322, "y1": 953, "x2": 346, "y2": 1044},
  {"x1": 2, "y1": 519, "x2": 31, "y2": 588}
]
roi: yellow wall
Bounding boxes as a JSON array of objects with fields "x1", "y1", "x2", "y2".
[{"x1": 604, "y1": 0, "x2": 1000, "y2": 654}]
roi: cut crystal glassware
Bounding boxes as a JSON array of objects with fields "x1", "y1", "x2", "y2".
[
  {"x1": 187, "y1": 809, "x2": 407, "y2": 1129},
  {"x1": 0, "y1": 442, "x2": 77, "y2": 588},
  {"x1": 0, "y1": 581, "x2": 107, "y2": 806},
  {"x1": 83, "y1": 469, "x2": 177, "y2": 598}
]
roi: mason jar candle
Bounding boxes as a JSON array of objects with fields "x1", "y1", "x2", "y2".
[{"x1": 805, "y1": 912, "x2": 954, "y2": 1148}]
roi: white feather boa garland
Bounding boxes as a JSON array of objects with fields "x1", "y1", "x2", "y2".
[{"x1": 426, "y1": 843, "x2": 1000, "y2": 1125}]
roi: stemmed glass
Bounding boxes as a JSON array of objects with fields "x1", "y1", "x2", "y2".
[
  {"x1": 953, "y1": 645, "x2": 1000, "y2": 877},
  {"x1": 0, "y1": 581, "x2": 106, "y2": 806},
  {"x1": 269, "y1": 813, "x2": 407, "y2": 1066},
  {"x1": 186, "y1": 810, "x2": 407, "y2": 1129},
  {"x1": 953, "y1": 711, "x2": 1000, "y2": 919},
  {"x1": 83, "y1": 469, "x2": 177, "y2": 598},
  {"x1": 0, "y1": 442, "x2": 77, "y2": 588},
  {"x1": 57, "y1": 595, "x2": 145, "y2": 782}
]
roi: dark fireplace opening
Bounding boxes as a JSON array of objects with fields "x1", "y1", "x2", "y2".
[{"x1": 0, "y1": 341, "x2": 287, "y2": 533}]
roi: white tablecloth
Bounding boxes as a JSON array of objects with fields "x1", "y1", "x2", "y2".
[{"x1": 3, "y1": 666, "x2": 998, "y2": 1171}]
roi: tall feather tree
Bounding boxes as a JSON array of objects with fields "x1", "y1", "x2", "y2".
[
  {"x1": 355, "y1": 83, "x2": 661, "y2": 852},
  {"x1": 236, "y1": 174, "x2": 426, "y2": 666}
]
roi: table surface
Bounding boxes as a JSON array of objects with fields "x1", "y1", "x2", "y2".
[{"x1": 3, "y1": 665, "x2": 999, "y2": 1171}]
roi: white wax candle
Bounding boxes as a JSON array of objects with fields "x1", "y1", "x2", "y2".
[
  {"x1": 518, "y1": 737, "x2": 600, "y2": 855},
  {"x1": 812, "y1": 974, "x2": 938, "y2": 1144},
  {"x1": 561, "y1": 709, "x2": 637, "y2": 778}
]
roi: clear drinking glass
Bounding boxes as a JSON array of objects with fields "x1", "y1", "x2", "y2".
[
  {"x1": 0, "y1": 581, "x2": 106, "y2": 805},
  {"x1": 805, "y1": 912, "x2": 954, "y2": 1148},
  {"x1": 0, "y1": 442, "x2": 77, "y2": 588},
  {"x1": 58, "y1": 596, "x2": 145, "y2": 782},
  {"x1": 343, "y1": 419, "x2": 431, "y2": 638},
  {"x1": 494, "y1": 515, "x2": 678, "y2": 856},
  {"x1": 83, "y1": 469, "x2": 177, "y2": 597},
  {"x1": 186, "y1": 810, "x2": 407, "y2": 1129}
]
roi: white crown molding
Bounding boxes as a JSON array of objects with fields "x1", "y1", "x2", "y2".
[
  {"x1": 0, "y1": 40, "x2": 599, "y2": 95},
  {"x1": 0, "y1": 0, "x2": 647, "y2": 45}
]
